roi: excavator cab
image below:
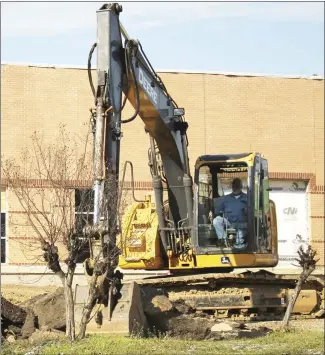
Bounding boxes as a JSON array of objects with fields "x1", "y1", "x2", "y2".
[
  {"x1": 192, "y1": 152, "x2": 278, "y2": 269},
  {"x1": 195, "y1": 152, "x2": 275, "y2": 253}
]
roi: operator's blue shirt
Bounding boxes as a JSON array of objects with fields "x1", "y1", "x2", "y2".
[{"x1": 214, "y1": 192, "x2": 248, "y2": 224}]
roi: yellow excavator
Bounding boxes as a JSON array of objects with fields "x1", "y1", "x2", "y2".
[{"x1": 74, "y1": 3, "x2": 324, "y2": 334}]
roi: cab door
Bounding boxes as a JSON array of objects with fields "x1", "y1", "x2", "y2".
[{"x1": 253, "y1": 154, "x2": 272, "y2": 253}]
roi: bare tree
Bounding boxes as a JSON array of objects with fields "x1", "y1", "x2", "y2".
[
  {"x1": 282, "y1": 245, "x2": 319, "y2": 329},
  {"x1": 1, "y1": 125, "x2": 93, "y2": 341},
  {"x1": 2, "y1": 124, "x2": 142, "y2": 340}
]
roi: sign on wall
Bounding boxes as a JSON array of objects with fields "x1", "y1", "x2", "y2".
[
  {"x1": 220, "y1": 179, "x2": 309, "y2": 269},
  {"x1": 269, "y1": 180, "x2": 309, "y2": 269}
]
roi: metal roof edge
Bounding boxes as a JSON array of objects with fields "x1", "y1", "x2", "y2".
[{"x1": 1, "y1": 61, "x2": 324, "y2": 80}]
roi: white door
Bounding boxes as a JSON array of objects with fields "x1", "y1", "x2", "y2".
[{"x1": 269, "y1": 180, "x2": 309, "y2": 269}]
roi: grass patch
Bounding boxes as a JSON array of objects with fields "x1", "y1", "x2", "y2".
[{"x1": 2, "y1": 329, "x2": 324, "y2": 355}]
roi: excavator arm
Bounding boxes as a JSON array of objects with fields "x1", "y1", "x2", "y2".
[{"x1": 92, "y1": 3, "x2": 193, "y2": 260}]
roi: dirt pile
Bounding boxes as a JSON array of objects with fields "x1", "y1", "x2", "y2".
[
  {"x1": 22, "y1": 287, "x2": 65, "y2": 331},
  {"x1": 142, "y1": 293, "x2": 272, "y2": 340},
  {"x1": 1, "y1": 287, "x2": 65, "y2": 342},
  {"x1": 2, "y1": 284, "x2": 273, "y2": 342},
  {"x1": 168, "y1": 315, "x2": 215, "y2": 340},
  {"x1": 1, "y1": 296, "x2": 28, "y2": 325},
  {"x1": 1, "y1": 296, "x2": 36, "y2": 341}
]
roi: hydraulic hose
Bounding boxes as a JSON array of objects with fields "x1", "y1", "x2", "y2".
[
  {"x1": 88, "y1": 42, "x2": 97, "y2": 98},
  {"x1": 120, "y1": 40, "x2": 140, "y2": 124},
  {"x1": 88, "y1": 41, "x2": 127, "y2": 115}
]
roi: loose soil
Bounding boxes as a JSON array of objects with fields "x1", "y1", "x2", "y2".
[
  {"x1": 1, "y1": 284, "x2": 324, "y2": 343},
  {"x1": 1, "y1": 284, "x2": 65, "y2": 340}
]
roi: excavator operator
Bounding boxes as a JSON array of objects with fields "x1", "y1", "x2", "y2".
[{"x1": 212, "y1": 178, "x2": 248, "y2": 249}]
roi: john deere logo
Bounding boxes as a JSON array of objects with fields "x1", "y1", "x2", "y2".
[
  {"x1": 221, "y1": 256, "x2": 230, "y2": 264},
  {"x1": 283, "y1": 207, "x2": 298, "y2": 215}
]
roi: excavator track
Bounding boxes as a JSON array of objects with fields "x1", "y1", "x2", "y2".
[
  {"x1": 75, "y1": 270, "x2": 324, "y2": 334},
  {"x1": 136, "y1": 270, "x2": 324, "y2": 322}
]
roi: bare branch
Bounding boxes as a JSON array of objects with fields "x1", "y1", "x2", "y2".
[{"x1": 282, "y1": 245, "x2": 319, "y2": 329}]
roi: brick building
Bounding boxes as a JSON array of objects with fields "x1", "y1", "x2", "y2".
[{"x1": 1, "y1": 63, "x2": 324, "y2": 278}]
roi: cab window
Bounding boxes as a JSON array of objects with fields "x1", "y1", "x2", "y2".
[{"x1": 197, "y1": 163, "x2": 249, "y2": 251}]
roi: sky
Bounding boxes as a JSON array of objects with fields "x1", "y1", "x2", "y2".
[{"x1": 1, "y1": 1, "x2": 324, "y2": 76}]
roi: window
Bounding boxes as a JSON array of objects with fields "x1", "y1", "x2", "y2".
[
  {"x1": 198, "y1": 165, "x2": 212, "y2": 225},
  {"x1": 75, "y1": 189, "x2": 94, "y2": 233},
  {"x1": 197, "y1": 164, "x2": 249, "y2": 249},
  {"x1": 75, "y1": 189, "x2": 94, "y2": 263},
  {"x1": 1, "y1": 187, "x2": 7, "y2": 263}
]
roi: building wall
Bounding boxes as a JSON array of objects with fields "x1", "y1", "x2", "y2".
[{"x1": 1, "y1": 64, "x2": 324, "y2": 267}]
